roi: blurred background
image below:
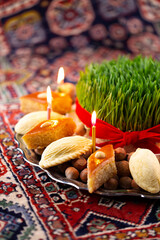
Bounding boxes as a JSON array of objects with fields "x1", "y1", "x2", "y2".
[{"x1": 0, "y1": 0, "x2": 160, "y2": 103}]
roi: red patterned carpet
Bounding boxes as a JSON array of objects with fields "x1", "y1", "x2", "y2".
[
  {"x1": 1, "y1": 103, "x2": 160, "y2": 239},
  {"x1": 1, "y1": 0, "x2": 160, "y2": 239}
]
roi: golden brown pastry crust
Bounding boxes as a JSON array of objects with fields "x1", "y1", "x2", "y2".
[
  {"x1": 39, "y1": 136, "x2": 92, "y2": 169},
  {"x1": 87, "y1": 144, "x2": 117, "y2": 193},
  {"x1": 15, "y1": 111, "x2": 63, "y2": 135},
  {"x1": 22, "y1": 117, "x2": 76, "y2": 149},
  {"x1": 20, "y1": 91, "x2": 72, "y2": 114}
]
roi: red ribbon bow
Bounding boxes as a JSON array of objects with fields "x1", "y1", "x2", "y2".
[{"x1": 76, "y1": 99, "x2": 160, "y2": 153}]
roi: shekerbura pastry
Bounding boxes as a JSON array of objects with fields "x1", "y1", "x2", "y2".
[
  {"x1": 22, "y1": 117, "x2": 76, "y2": 149},
  {"x1": 15, "y1": 111, "x2": 63, "y2": 135},
  {"x1": 87, "y1": 144, "x2": 117, "y2": 193},
  {"x1": 129, "y1": 148, "x2": 160, "y2": 193},
  {"x1": 39, "y1": 136, "x2": 92, "y2": 168}
]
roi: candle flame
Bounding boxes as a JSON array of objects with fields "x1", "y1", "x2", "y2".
[
  {"x1": 91, "y1": 110, "x2": 96, "y2": 126},
  {"x1": 47, "y1": 86, "x2": 52, "y2": 106},
  {"x1": 57, "y1": 67, "x2": 64, "y2": 84}
]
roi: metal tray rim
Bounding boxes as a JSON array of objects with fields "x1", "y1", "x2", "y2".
[{"x1": 15, "y1": 133, "x2": 160, "y2": 199}]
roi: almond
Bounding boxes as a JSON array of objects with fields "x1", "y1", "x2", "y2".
[
  {"x1": 40, "y1": 121, "x2": 52, "y2": 128},
  {"x1": 95, "y1": 151, "x2": 106, "y2": 159},
  {"x1": 37, "y1": 92, "x2": 47, "y2": 98}
]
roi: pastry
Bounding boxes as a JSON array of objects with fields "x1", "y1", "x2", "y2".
[
  {"x1": 87, "y1": 144, "x2": 117, "y2": 193},
  {"x1": 20, "y1": 91, "x2": 72, "y2": 114},
  {"x1": 39, "y1": 136, "x2": 92, "y2": 168},
  {"x1": 129, "y1": 148, "x2": 160, "y2": 193},
  {"x1": 58, "y1": 82, "x2": 76, "y2": 102},
  {"x1": 15, "y1": 111, "x2": 63, "y2": 135},
  {"x1": 22, "y1": 117, "x2": 76, "y2": 149}
]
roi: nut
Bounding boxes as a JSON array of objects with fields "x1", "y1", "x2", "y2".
[
  {"x1": 57, "y1": 162, "x2": 70, "y2": 174},
  {"x1": 50, "y1": 120, "x2": 59, "y2": 127},
  {"x1": 104, "y1": 177, "x2": 119, "y2": 190},
  {"x1": 127, "y1": 152, "x2": 134, "y2": 161},
  {"x1": 80, "y1": 168, "x2": 88, "y2": 183},
  {"x1": 40, "y1": 121, "x2": 52, "y2": 128},
  {"x1": 34, "y1": 147, "x2": 45, "y2": 155},
  {"x1": 131, "y1": 179, "x2": 141, "y2": 190},
  {"x1": 75, "y1": 123, "x2": 86, "y2": 136},
  {"x1": 81, "y1": 149, "x2": 92, "y2": 159},
  {"x1": 72, "y1": 157, "x2": 87, "y2": 171},
  {"x1": 58, "y1": 82, "x2": 76, "y2": 101},
  {"x1": 59, "y1": 93, "x2": 65, "y2": 97},
  {"x1": 65, "y1": 167, "x2": 79, "y2": 180},
  {"x1": 95, "y1": 151, "x2": 106, "y2": 159},
  {"x1": 37, "y1": 92, "x2": 47, "y2": 98},
  {"x1": 119, "y1": 177, "x2": 132, "y2": 189},
  {"x1": 115, "y1": 147, "x2": 127, "y2": 161},
  {"x1": 116, "y1": 161, "x2": 130, "y2": 177}
]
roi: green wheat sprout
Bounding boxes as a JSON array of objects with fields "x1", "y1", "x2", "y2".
[{"x1": 76, "y1": 55, "x2": 160, "y2": 131}]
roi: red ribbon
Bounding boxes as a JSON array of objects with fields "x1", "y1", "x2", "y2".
[{"x1": 76, "y1": 98, "x2": 160, "y2": 153}]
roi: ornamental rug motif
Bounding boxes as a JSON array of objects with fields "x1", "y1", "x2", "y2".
[
  {"x1": 0, "y1": 0, "x2": 40, "y2": 18},
  {"x1": 0, "y1": 68, "x2": 33, "y2": 104},
  {"x1": 1, "y1": 0, "x2": 160, "y2": 239},
  {"x1": 0, "y1": 105, "x2": 160, "y2": 239},
  {"x1": 0, "y1": 25, "x2": 10, "y2": 57},
  {"x1": 1, "y1": 0, "x2": 160, "y2": 60},
  {"x1": 3, "y1": 10, "x2": 46, "y2": 48},
  {"x1": 0, "y1": 48, "x2": 126, "y2": 104},
  {"x1": 46, "y1": 0, "x2": 95, "y2": 36},
  {"x1": 138, "y1": 0, "x2": 160, "y2": 22},
  {"x1": 97, "y1": 0, "x2": 136, "y2": 20}
]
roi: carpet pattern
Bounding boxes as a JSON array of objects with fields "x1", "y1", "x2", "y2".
[{"x1": 1, "y1": 0, "x2": 160, "y2": 239}]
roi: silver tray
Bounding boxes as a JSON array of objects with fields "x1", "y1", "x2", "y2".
[{"x1": 15, "y1": 133, "x2": 160, "y2": 199}]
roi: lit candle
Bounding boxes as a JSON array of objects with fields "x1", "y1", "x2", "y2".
[
  {"x1": 57, "y1": 66, "x2": 76, "y2": 102},
  {"x1": 91, "y1": 111, "x2": 96, "y2": 152},
  {"x1": 47, "y1": 86, "x2": 52, "y2": 120},
  {"x1": 57, "y1": 67, "x2": 65, "y2": 87}
]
